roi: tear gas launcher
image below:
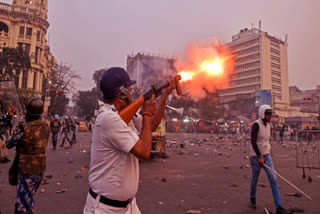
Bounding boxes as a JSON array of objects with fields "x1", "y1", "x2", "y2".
[{"x1": 119, "y1": 75, "x2": 182, "y2": 124}]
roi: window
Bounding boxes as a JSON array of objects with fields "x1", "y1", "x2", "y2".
[
  {"x1": 26, "y1": 27, "x2": 32, "y2": 36},
  {"x1": 19, "y1": 26, "x2": 25, "y2": 35},
  {"x1": 25, "y1": 43, "x2": 30, "y2": 55},
  {"x1": 18, "y1": 43, "x2": 23, "y2": 49},
  {"x1": 37, "y1": 30, "x2": 40, "y2": 40},
  {"x1": 0, "y1": 22, "x2": 8, "y2": 33},
  {"x1": 33, "y1": 72, "x2": 37, "y2": 90},
  {"x1": 35, "y1": 47, "x2": 39, "y2": 63},
  {"x1": 22, "y1": 70, "x2": 28, "y2": 88}
]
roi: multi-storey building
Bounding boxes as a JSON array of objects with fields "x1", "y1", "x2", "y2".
[
  {"x1": 0, "y1": 0, "x2": 55, "y2": 95},
  {"x1": 289, "y1": 85, "x2": 320, "y2": 114},
  {"x1": 219, "y1": 27, "x2": 290, "y2": 118}
]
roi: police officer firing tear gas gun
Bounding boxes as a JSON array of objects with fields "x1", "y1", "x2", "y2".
[{"x1": 84, "y1": 67, "x2": 182, "y2": 213}]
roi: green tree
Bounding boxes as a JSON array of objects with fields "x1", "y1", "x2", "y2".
[
  {"x1": 0, "y1": 47, "x2": 31, "y2": 81},
  {"x1": 73, "y1": 89, "x2": 97, "y2": 120},
  {"x1": 48, "y1": 63, "x2": 80, "y2": 115}
]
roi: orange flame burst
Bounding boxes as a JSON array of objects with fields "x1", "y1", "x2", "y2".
[{"x1": 176, "y1": 41, "x2": 235, "y2": 99}]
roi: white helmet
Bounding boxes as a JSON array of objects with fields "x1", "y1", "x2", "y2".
[
  {"x1": 54, "y1": 114, "x2": 59, "y2": 120},
  {"x1": 258, "y1": 104, "x2": 272, "y2": 120}
]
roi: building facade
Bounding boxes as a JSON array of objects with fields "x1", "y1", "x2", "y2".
[
  {"x1": 219, "y1": 27, "x2": 290, "y2": 118},
  {"x1": 0, "y1": 0, "x2": 55, "y2": 94},
  {"x1": 289, "y1": 85, "x2": 320, "y2": 114}
]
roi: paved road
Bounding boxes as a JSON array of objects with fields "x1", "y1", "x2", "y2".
[{"x1": 0, "y1": 132, "x2": 319, "y2": 213}]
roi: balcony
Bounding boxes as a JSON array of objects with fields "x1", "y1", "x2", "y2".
[
  {"x1": 0, "y1": 3, "x2": 12, "y2": 12},
  {"x1": 0, "y1": 31, "x2": 8, "y2": 38}
]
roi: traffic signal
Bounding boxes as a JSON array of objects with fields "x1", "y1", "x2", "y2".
[{"x1": 303, "y1": 97, "x2": 312, "y2": 101}]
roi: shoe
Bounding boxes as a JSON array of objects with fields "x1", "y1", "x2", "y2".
[
  {"x1": 249, "y1": 198, "x2": 256, "y2": 209},
  {"x1": 276, "y1": 206, "x2": 292, "y2": 214}
]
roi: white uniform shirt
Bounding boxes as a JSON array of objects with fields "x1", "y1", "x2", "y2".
[{"x1": 88, "y1": 104, "x2": 142, "y2": 201}]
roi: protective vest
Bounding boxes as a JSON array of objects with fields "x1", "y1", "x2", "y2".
[
  {"x1": 250, "y1": 118, "x2": 271, "y2": 156},
  {"x1": 19, "y1": 120, "x2": 50, "y2": 174}
]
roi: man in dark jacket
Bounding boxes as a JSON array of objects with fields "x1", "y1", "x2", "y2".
[{"x1": 50, "y1": 114, "x2": 61, "y2": 150}]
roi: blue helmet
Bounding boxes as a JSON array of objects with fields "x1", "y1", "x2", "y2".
[{"x1": 100, "y1": 67, "x2": 136, "y2": 100}]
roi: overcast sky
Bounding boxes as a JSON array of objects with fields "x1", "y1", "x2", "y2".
[{"x1": 2, "y1": 0, "x2": 320, "y2": 91}]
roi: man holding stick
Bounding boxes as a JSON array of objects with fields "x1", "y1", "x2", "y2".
[
  {"x1": 83, "y1": 67, "x2": 176, "y2": 214},
  {"x1": 249, "y1": 105, "x2": 291, "y2": 214}
]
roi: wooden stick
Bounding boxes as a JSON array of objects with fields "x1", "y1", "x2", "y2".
[{"x1": 263, "y1": 164, "x2": 312, "y2": 200}]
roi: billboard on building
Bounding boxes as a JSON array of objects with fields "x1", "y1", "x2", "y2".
[{"x1": 255, "y1": 90, "x2": 272, "y2": 107}]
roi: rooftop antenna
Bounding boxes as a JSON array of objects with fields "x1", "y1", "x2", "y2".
[
  {"x1": 251, "y1": 22, "x2": 253, "y2": 29},
  {"x1": 259, "y1": 20, "x2": 261, "y2": 31},
  {"x1": 285, "y1": 34, "x2": 288, "y2": 43}
]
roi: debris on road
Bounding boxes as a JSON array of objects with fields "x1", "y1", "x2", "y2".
[
  {"x1": 186, "y1": 210, "x2": 201, "y2": 214},
  {"x1": 56, "y1": 182, "x2": 61, "y2": 186},
  {"x1": 258, "y1": 183, "x2": 267, "y2": 187},
  {"x1": 285, "y1": 192, "x2": 302, "y2": 198},
  {"x1": 161, "y1": 178, "x2": 167, "y2": 182},
  {"x1": 56, "y1": 189, "x2": 68, "y2": 193},
  {"x1": 40, "y1": 189, "x2": 45, "y2": 193}
]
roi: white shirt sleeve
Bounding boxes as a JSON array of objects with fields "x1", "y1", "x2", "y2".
[{"x1": 100, "y1": 112, "x2": 139, "y2": 153}]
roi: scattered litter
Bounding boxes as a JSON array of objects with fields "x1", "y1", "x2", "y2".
[
  {"x1": 67, "y1": 161, "x2": 73, "y2": 164},
  {"x1": 40, "y1": 189, "x2": 45, "y2": 193},
  {"x1": 244, "y1": 156, "x2": 249, "y2": 159},
  {"x1": 240, "y1": 166, "x2": 244, "y2": 169},
  {"x1": 230, "y1": 184, "x2": 238, "y2": 187},
  {"x1": 63, "y1": 172, "x2": 67, "y2": 175},
  {"x1": 158, "y1": 202, "x2": 163, "y2": 205},
  {"x1": 66, "y1": 152, "x2": 70, "y2": 155},
  {"x1": 223, "y1": 200, "x2": 228, "y2": 205},
  {"x1": 224, "y1": 165, "x2": 229, "y2": 169},
  {"x1": 186, "y1": 210, "x2": 201, "y2": 214},
  {"x1": 75, "y1": 175, "x2": 82, "y2": 179},
  {"x1": 56, "y1": 189, "x2": 68, "y2": 193},
  {"x1": 285, "y1": 192, "x2": 302, "y2": 198},
  {"x1": 258, "y1": 183, "x2": 267, "y2": 187},
  {"x1": 81, "y1": 167, "x2": 86, "y2": 171},
  {"x1": 64, "y1": 146, "x2": 72, "y2": 149},
  {"x1": 264, "y1": 207, "x2": 269, "y2": 214},
  {"x1": 0, "y1": 188, "x2": 2, "y2": 192},
  {"x1": 56, "y1": 182, "x2": 61, "y2": 186},
  {"x1": 288, "y1": 207, "x2": 304, "y2": 212},
  {"x1": 190, "y1": 143, "x2": 195, "y2": 146},
  {"x1": 193, "y1": 153, "x2": 199, "y2": 157},
  {"x1": 161, "y1": 178, "x2": 167, "y2": 182},
  {"x1": 45, "y1": 175, "x2": 52, "y2": 179}
]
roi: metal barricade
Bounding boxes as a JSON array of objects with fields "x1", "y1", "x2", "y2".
[{"x1": 296, "y1": 130, "x2": 320, "y2": 179}]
